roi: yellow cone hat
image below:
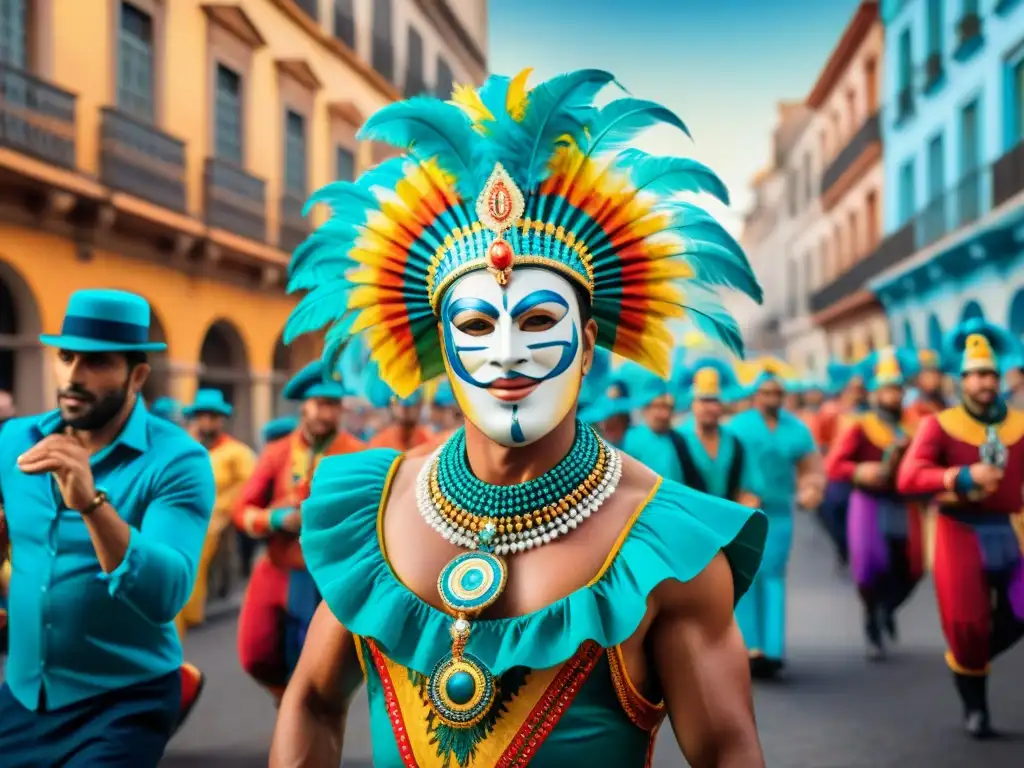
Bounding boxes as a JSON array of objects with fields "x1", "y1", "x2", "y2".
[
  {"x1": 961, "y1": 333, "x2": 997, "y2": 374},
  {"x1": 692, "y1": 367, "x2": 721, "y2": 398},
  {"x1": 873, "y1": 347, "x2": 903, "y2": 387}
]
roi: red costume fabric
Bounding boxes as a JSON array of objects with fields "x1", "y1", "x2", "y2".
[
  {"x1": 367, "y1": 424, "x2": 435, "y2": 452},
  {"x1": 897, "y1": 407, "x2": 1024, "y2": 673},
  {"x1": 234, "y1": 429, "x2": 365, "y2": 690}
]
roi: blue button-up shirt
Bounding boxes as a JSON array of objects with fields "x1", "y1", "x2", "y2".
[{"x1": 0, "y1": 399, "x2": 214, "y2": 710}]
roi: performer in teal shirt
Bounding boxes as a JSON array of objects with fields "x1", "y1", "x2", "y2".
[
  {"x1": 0, "y1": 289, "x2": 215, "y2": 767},
  {"x1": 271, "y1": 66, "x2": 768, "y2": 766},
  {"x1": 622, "y1": 369, "x2": 685, "y2": 481},
  {"x1": 674, "y1": 357, "x2": 760, "y2": 505},
  {"x1": 730, "y1": 364, "x2": 825, "y2": 678}
]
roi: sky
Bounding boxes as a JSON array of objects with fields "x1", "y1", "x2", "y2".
[{"x1": 488, "y1": 0, "x2": 862, "y2": 235}]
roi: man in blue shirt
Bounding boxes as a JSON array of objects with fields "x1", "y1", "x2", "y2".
[{"x1": 0, "y1": 289, "x2": 215, "y2": 767}]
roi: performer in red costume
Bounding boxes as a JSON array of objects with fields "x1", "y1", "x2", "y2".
[
  {"x1": 234, "y1": 361, "x2": 365, "y2": 701},
  {"x1": 825, "y1": 348, "x2": 923, "y2": 659},
  {"x1": 903, "y1": 348, "x2": 947, "y2": 428},
  {"x1": 897, "y1": 322, "x2": 1024, "y2": 739}
]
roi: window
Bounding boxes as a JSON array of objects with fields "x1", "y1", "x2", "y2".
[
  {"x1": 845, "y1": 89, "x2": 857, "y2": 134},
  {"x1": 927, "y1": 132, "x2": 945, "y2": 201},
  {"x1": 335, "y1": 145, "x2": 355, "y2": 182},
  {"x1": 897, "y1": 28, "x2": 913, "y2": 117},
  {"x1": 436, "y1": 56, "x2": 454, "y2": 99},
  {"x1": 898, "y1": 159, "x2": 915, "y2": 225},
  {"x1": 284, "y1": 110, "x2": 307, "y2": 195},
  {"x1": 959, "y1": 100, "x2": 981, "y2": 223},
  {"x1": 865, "y1": 189, "x2": 878, "y2": 247},
  {"x1": 864, "y1": 57, "x2": 878, "y2": 112},
  {"x1": 787, "y1": 172, "x2": 798, "y2": 216},
  {"x1": 848, "y1": 209, "x2": 859, "y2": 261},
  {"x1": 1010, "y1": 57, "x2": 1024, "y2": 147},
  {"x1": 833, "y1": 225, "x2": 843, "y2": 270},
  {"x1": 0, "y1": 0, "x2": 28, "y2": 68},
  {"x1": 404, "y1": 26, "x2": 425, "y2": 97},
  {"x1": 786, "y1": 259, "x2": 798, "y2": 318},
  {"x1": 118, "y1": 1, "x2": 156, "y2": 121},
  {"x1": 372, "y1": 0, "x2": 393, "y2": 81},
  {"x1": 926, "y1": 0, "x2": 942, "y2": 56},
  {"x1": 802, "y1": 152, "x2": 811, "y2": 204},
  {"x1": 214, "y1": 63, "x2": 243, "y2": 165},
  {"x1": 334, "y1": 0, "x2": 355, "y2": 48}
]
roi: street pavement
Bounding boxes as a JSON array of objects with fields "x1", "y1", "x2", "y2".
[{"x1": 164, "y1": 513, "x2": 1024, "y2": 767}]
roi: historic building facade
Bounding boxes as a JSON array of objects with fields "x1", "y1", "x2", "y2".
[
  {"x1": 870, "y1": 0, "x2": 1024, "y2": 350},
  {"x1": 805, "y1": 1, "x2": 889, "y2": 360},
  {"x1": 0, "y1": 0, "x2": 488, "y2": 442}
]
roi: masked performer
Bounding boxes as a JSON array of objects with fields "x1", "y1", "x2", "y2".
[
  {"x1": 897, "y1": 322, "x2": 1024, "y2": 739},
  {"x1": 270, "y1": 67, "x2": 769, "y2": 767},
  {"x1": 825, "y1": 348, "x2": 923, "y2": 659},
  {"x1": 365, "y1": 362, "x2": 435, "y2": 452},
  {"x1": 673, "y1": 357, "x2": 759, "y2": 506},
  {"x1": 234, "y1": 362, "x2": 365, "y2": 701},
  {"x1": 730, "y1": 362, "x2": 824, "y2": 678}
]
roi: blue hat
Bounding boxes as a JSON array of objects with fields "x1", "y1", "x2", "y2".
[
  {"x1": 362, "y1": 361, "x2": 422, "y2": 409},
  {"x1": 579, "y1": 395, "x2": 633, "y2": 425},
  {"x1": 676, "y1": 356, "x2": 738, "y2": 401},
  {"x1": 941, "y1": 319, "x2": 1023, "y2": 375},
  {"x1": 827, "y1": 359, "x2": 865, "y2": 393},
  {"x1": 40, "y1": 289, "x2": 167, "y2": 352},
  {"x1": 262, "y1": 415, "x2": 299, "y2": 443},
  {"x1": 283, "y1": 361, "x2": 348, "y2": 401},
  {"x1": 182, "y1": 388, "x2": 233, "y2": 418},
  {"x1": 431, "y1": 378, "x2": 457, "y2": 408},
  {"x1": 149, "y1": 396, "x2": 179, "y2": 421}
]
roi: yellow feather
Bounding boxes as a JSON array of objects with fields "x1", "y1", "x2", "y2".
[
  {"x1": 450, "y1": 84, "x2": 494, "y2": 126},
  {"x1": 506, "y1": 67, "x2": 533, "y2": 122}
]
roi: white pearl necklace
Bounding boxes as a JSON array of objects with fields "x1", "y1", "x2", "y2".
[{"x1": 416, "y1": 438, "x2": 623, "y2": 555}]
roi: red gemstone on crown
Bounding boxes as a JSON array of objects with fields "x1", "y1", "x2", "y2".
[{"x1": 488, "y1": 239, "x2": 514, "y2": 271}]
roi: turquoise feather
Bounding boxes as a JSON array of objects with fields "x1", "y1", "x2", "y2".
[
  {"x1": 358, "y1": 97, "x2": 482, "y2": 198},
  {"x1": 584, "y1": 98, "x2": 690, "y2": 156},
  {"x1": 616, "y1": 148, "x2": 729, "y2": 204}
]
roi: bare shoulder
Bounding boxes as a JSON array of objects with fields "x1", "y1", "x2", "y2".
[
  {"x1": 616, "y1": 451, "x2": 660, "y2": 503},
  {"x1": 652, "y1": 551, "x2": 736, "y2": 624},
  {"x1": 389, "y1": 452, "x2": 429, "y2": 501}
]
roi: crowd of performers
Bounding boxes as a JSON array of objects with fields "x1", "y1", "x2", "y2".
[{"x1": 1, "y1": 65, "x2": 1023, "y2": 767}]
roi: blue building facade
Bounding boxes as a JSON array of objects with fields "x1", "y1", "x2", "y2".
[{"x1": 871, "y1": 0, "x2": 1024, "y2": 348}]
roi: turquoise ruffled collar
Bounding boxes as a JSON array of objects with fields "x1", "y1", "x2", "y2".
[{"x1": 300, "y1": 448, "x2": 766, "y2": 676}]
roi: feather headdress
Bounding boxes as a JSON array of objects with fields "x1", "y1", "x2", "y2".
[
  {"x1": 284, "y1": 68, "x2": 762, "y2": 397},
  {"x1": 941, "y1": 318, "x2": 1023, "y2": 375}
]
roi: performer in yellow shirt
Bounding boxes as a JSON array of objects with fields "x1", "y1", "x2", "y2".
[{"x1": 176, "y1": 389, "x2": 257, "y2": 635}]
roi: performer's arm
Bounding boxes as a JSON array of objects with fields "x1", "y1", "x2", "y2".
[
  {"x1": 270, "y1": 602, "x2": 364, "y2": 767},
  {"x1": 794, "y1": 423, "x2": 825, "y2": 509},
  {"x1": 233, "y1": 445, "x2": 291, "y2": 538},
  {"x1": 651, "y1": 553, "x2": 764, "y2": 768},
  {"x1": 733, "y1": 441, "x2": 760, "y2": 508},
  {"x1": 896, "y1": 415, "x2": 964, "y2": 497},
  {"x1": 823, "y1": 423, "x2": 863, "y2": 483}
]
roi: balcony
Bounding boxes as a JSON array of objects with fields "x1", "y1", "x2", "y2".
[
  {"x1": 954, "y1": 13, "x2": 984, "y2": 61},
  {"x1": 992, "y1": 141, "x2": 1024, "y2": 209},
  {"x1": 99, "y1": 107, "x2": 186, "y2": 212},
  {"x1": 372, "y1": 35, "x2": 395, "y2": 84},
  {"x1": 820, "y1": 111, "x2": 880, "y2": 197},
  {"x1": 204, "y1": 157, "x2": 267, "y2": 243},
  {"x1": 0, "y1": 63, "x2": 76, "y2": 170},
  {"x1": 278, "y1": 189, "x2": 308, "y2": 254},
  {"x1": 809, "y1": 223, "x2": 914, "y2": 313}
]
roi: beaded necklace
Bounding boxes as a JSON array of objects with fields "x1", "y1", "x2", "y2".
[{"x1": 416, "y1": 422, "x2": 622, "y2": 730}]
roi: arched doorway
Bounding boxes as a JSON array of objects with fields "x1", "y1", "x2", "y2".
[
  {"x1": 0, "y1": 260, "x2": 44, "y2": 416},
  {"x1": 271, "y1": 333, "x2": 296, "y2": 418},
  {"x1": 198, "y1": 320, "x2": 253, "y2": 444},
  {"x1": 902, "y1": 318, "x2": 916, "y2": 347},
  {"x1": 1009, "y1": 289, "x2": 1024, "y2": 339},
  {"x1": 927, "y1": 314, "x2": 943, "y2": 351},
  {"x1": 141, "y1": 310, "x2": 170, "y2": 404},
  {"x1": 960, "y1": 300, "x2": 984, "y2": 323}
]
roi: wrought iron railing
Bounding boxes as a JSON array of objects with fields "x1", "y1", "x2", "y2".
[
  {"x1": 99, "y1": 107, "x2": 187, "y2": 211},
  {"x1": 0, "y1": 62, "x2": 76, "y2": 169},
  {"x1": 204, "y1": 156, "x2": 267, "y2": 242},
  {"x1": 820, "y1": 111, "x2": 880, "y2": 195}
]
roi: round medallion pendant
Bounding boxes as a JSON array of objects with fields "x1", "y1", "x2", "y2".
[
  {"x1": 427, "y1": 652, "x2": 497, "y2": 728},
  {"x1": 437, "y1": 551, "x2": 507, "y2": 615}
]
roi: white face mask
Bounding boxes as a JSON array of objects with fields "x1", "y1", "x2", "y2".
[{"x1": 440, "y1": 267, "x2": 585, "y2": 447}]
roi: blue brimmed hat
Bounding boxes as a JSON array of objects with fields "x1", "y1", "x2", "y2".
[
  {"x1": 283, "y1": 361, "x2": 348, "y2": 401},
  {"x1": 262, "y1": 415, "x2": 299, "y2": 443},
  {"x1": 149, "y1": 396, "x2": 179, "y2": 421},
  {"x1": 40, "y1": 289, "x2": 167, "y2": 352},
  {"x1": 182, "y1": 388, "x2": 233, "y2": 418}
]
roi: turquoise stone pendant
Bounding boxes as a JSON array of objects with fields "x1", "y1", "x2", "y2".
[
  {"x1": 427, "y1": 651, "x2": 497, "y2": 728},
  {"x1": 437, "y1": 551, "x2": 507, "y2": 614}
]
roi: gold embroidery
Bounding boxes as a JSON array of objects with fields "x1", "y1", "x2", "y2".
[{"x1": 937, "y1": 406, "x2": 1024, "y2": 447}]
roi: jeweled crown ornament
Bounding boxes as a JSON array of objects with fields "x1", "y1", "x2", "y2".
[{"x1": 476, "y1": 163, "x2": 524, "y2": 285}]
